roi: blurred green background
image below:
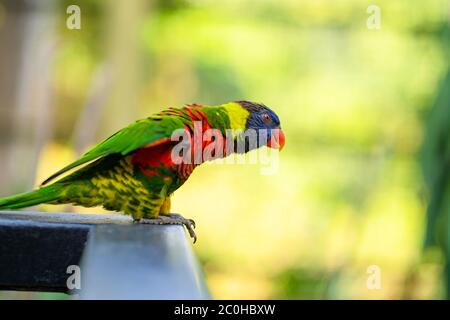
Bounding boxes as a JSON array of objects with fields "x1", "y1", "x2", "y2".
[{"x1": 0, "y1": 0, "x2": 449, "y2": 299}]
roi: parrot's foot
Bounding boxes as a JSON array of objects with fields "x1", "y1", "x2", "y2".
[{"x1": 136, "y1": 214, "x2": 197, "y2": 243}]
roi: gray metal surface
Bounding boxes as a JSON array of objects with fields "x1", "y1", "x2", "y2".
[
  {"x1": 80, "y1": 224, "x2": 209, "y2": 299},
  {"x1": 0, "y1": 210, "x2": 209, "y2": 299}
]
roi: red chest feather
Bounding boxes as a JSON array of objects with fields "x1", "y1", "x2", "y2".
[
  {"x1": 131, "y1": 108, "x2": 219, "y2": 180},
  {"x1": 132, "y1": 143, "x2": 175, "y2": 169}
]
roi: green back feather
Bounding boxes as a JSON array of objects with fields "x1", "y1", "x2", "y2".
[{"x1": 41, "y1": 115, "x2": 188, "y2": 185}]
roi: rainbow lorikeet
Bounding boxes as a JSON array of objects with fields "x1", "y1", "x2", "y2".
[{"x1": 0, "y1": 101, "x2": 285, "y2": 242}]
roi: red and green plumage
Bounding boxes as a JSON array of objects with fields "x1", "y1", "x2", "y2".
[{"x1": 0, "y1": 101, "x2": 284, "y2": 220}]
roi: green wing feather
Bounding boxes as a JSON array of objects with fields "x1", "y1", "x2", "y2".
[{"x1": 41, "y1": 115, "x2": 187, "y2": 186}]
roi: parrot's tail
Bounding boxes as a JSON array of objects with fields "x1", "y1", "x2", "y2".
[{"x1": 0, "y1": 184, "x2": 62, "y2": 210}]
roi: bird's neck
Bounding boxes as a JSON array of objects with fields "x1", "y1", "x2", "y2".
[{"x1": 219, "y1": 102, "x2": 250, "y2": 132}]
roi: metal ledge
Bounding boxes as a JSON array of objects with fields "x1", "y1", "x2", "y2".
[{"x1": 0, "y1": 211, "x2": 209, "y2": 299}]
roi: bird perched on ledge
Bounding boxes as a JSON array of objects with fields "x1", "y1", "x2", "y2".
[{"x1": 0, "y1": 101, "x2": 285, "y2": 242}]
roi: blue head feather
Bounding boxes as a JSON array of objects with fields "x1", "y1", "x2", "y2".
[{"x1": 235, "y1": 100, "x2": 282, "y2": 150}]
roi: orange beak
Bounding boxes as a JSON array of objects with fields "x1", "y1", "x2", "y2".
[{"x1": 267, "y1": 129, "x2": 285, "y2": 151}]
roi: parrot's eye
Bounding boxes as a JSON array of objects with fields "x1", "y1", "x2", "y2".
[{"x1": 262, "y1": 113, "x2": 271, "y2": 124}]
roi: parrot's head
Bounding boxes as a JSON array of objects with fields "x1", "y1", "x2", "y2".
[{"x1": 237, "y1": 100, "x2": 285, "y2": 151}]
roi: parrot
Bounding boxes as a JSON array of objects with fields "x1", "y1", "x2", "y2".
[{"x1": 0, "y1": 101, "x2": 285, "y2": 242}]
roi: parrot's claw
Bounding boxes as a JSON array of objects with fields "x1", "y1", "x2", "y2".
[
  {"x1": 137, "y1": 214, "x2": 197, "y2": 243},
  {"x1": 167, "y1": 213, "x2": 196, "y2": 230}
]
